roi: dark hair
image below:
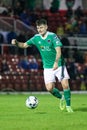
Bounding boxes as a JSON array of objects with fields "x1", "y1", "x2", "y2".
[{"x1": 36, "y1": 19, "x2": 47, "y2": 26}]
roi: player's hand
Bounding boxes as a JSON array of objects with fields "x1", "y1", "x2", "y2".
[
  {"x1": 53, "y1": 62, "x2": 58, "y2": 70},
  {"x1": 11, "y1": 39, "x2": 17, "y2": 45}
]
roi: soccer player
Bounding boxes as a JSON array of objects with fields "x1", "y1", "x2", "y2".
[{"x1": 11, "y1": 19, "x2": 73, "y2": 112}]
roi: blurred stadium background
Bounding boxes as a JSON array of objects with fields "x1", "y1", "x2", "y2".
[{"x1": 0, "y1": 0, "x2": 87, "y2": 92}]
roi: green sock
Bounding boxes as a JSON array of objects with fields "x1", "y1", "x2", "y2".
[
  {"x1": 64, "y1": 89, "x2": 71, "y2": 106},
  {"x1": 51, "y1": 88, "x2": 62, "y2": 99}
]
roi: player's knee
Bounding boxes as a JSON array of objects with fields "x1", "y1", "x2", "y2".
[
  {"x1": 45, "y1": 83, "x2": 54, "y2": 92},
  {"x1": 61, "y1": 79, "x2": 69, "y2": 89}
]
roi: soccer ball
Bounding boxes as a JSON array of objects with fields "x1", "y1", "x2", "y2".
[{"x1": 25, "y1": 96, "x2": 38, "y2": 109}]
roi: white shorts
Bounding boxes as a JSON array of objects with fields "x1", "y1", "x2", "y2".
[{"x1": 44, "y1": 66, "x2": 70, "y2": 84}]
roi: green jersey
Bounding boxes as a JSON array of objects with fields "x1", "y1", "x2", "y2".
[{"x1": 26, "y1": 31, "x2": 65, "y2": 68}]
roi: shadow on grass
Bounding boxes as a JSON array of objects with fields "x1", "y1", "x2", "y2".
[
  {"x1": 35, "y1": 112, "x2": 47, "y2": 114},
  {"x1": 74, "y1": 107, "x2": 87, "y2": 112}
]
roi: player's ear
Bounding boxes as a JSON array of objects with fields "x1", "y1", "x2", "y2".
[{"x1": 46, "y1": 25, "x2": 48, "y2": 30}]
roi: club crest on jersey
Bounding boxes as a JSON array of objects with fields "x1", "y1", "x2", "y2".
[{"x1": 47, "y1": 39, "x2": 51, "y2": 43}]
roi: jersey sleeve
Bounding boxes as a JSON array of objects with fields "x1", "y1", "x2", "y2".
[
  {"x1": 26, "y1": 36, "x2": 35, "y2": 46},
  {"x1": 52, "y1": 33, "x2": 63, "y2": 48}
]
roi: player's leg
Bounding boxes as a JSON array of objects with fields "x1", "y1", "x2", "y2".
[
  {"x1": 60, "y1": 66, "x2": 73, "y2": 112},
  {"x1": 55, "y1": 66, "x2": 73, "y2": 112},
  {"x1": 61, "y1": 79, "x2": 73, "y2": 112},
  {"x1": 45, "y1": 82, "x2": 62, "y2": 99},
  {"x1": 44, "y1": 69, "x2": 62, "y2": 99}
]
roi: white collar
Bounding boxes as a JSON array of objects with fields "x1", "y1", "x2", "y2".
[{"x1": 40, "y1": 31, "x2": 48, "y2": 39}]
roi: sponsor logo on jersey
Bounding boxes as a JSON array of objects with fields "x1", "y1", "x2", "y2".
[
  {"x1": 40, "y1": 46, "x2": 51, "y2": 51},
  {"x1": 40, "y1": 46, "x2": 44, "y2": 49}
]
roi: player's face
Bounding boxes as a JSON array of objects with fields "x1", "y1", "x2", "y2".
[{"x1": 36, "y1": 24, "x2": 48, "y2": 36}]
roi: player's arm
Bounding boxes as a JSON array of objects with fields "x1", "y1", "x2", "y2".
[
  {"x1": 53, "y1": 47, "x2": 61, "y2": 70},
  {"x1": 11, "y1": 39, "x2": 29, "y2": 48}
]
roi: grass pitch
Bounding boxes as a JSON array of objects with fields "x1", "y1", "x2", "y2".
[{"x1": 0, "y1": 93, "x2": 87, "y2": 130}]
